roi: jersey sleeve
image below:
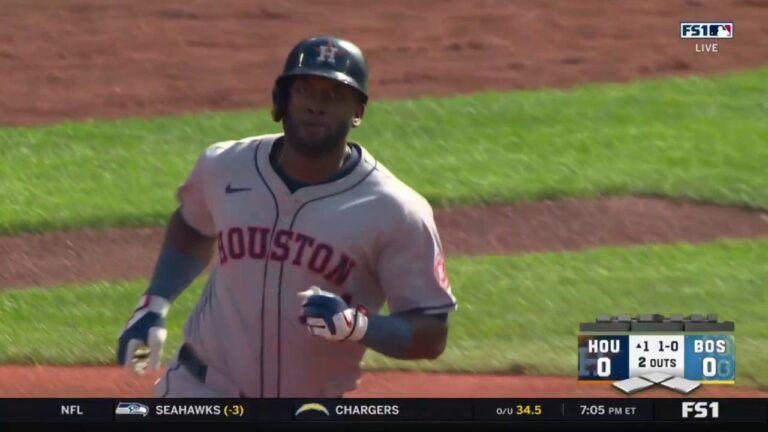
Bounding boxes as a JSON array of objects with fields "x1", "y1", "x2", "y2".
[
  {"x1": 376, "y1": 202, "x2": 457, "y2": 315},
  {"x1": 176, "y1": 148, "x2": 216, "y2": 238}
]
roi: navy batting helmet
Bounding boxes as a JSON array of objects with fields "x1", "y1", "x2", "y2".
[{"x1": 272, "y1": 36, "x2": 369, "y2": 122}]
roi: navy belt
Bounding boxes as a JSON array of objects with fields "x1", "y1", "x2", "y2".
[
  {"x1": 178, "y1": 343, "x2": 247, "y2": 397},
  {"x1": 178, "y1": 343, "x2": 208, "y2": 383}
]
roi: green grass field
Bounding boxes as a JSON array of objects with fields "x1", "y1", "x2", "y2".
[
  {"x1": 1, "y1": 239, "x2": 766, "y2": 387},
  {"x1": 1, "y1": 68, "x2": 766, "y2": 388},
  {"x1": 1, "y1": 68, "x2": 767, "y2": 234}
]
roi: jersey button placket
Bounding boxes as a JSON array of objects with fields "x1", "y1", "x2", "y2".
[
  {"x1": 278, "y1": 198, "x2": 292, "y2": 223},
  {"x1": 273, "y1": 199, "x2": 295, "y2": 397}
]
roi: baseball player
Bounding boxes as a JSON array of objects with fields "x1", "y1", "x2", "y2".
[{"x1": 116, "y1": 35, "x2": 457, "y2": 398}]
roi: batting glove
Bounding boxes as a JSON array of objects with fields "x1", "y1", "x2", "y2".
[
  {"x1": 298, "y1": 286, "x2": 368, "y2": 342},
  {"x1": 117, "y1": 294, "x2": 169, "y2": 374}
]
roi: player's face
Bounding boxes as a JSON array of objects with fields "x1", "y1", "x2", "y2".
[{"x1": 283, "y1": 75, "x2": 364, "y2": 158}]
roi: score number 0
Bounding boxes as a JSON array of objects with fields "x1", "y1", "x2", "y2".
[
  {"x1": 701, "y1": 356, "x2": 730, "y2": 377},
  {"x1": 597, "y1": 357, "x2": 611, "y2": 377},
  {"x1": 694, "y1": 339, "x2": 732, "y2": 379}
]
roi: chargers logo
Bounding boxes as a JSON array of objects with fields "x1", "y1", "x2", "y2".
[
  {"x1": 680, "y1": 22, "x2": 733, "y2": 39},
  {"x1": 295, "y1": 403, "x2": 330, "y2": 417}
]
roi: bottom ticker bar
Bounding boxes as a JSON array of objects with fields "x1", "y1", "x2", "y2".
[{"x1": 0, "y1": 398, "x2": 764, "y2": 424}]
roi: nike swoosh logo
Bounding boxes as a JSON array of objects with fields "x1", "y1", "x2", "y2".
[{"x1": 225, "y1": 184, "x2": 252, "y2": 194}]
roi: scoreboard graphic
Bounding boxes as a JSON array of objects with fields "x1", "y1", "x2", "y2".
[{"x1": 578, "y1": 314, "x2": 734, "y2": 394}]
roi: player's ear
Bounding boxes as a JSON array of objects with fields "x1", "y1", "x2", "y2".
[
  {"x1": 272, "y1": 80, "x2": 290, "y2": 122},
  {"x1": 352, "y1": 104, "x2": 365, "y2": 128},
  {"x1": 271, "y1": 89, "x2": 283, "y2": 122}
]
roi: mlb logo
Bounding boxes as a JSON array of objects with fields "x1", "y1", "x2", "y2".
[{"x1": 680, "y1": 22, "x2": 734, "y2": 39}]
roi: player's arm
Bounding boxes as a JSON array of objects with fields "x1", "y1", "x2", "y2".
[
  {"x1": 362, "y1": 202, "x2": 457, "y2": 360},
  {"x1": 117, "y1": 147, "x2": 217, "y2": 372},
  {"x1": 298, "y1": 288, "x2": 450, "y2": 360},
  {"x1": 361, "y1": 310, "x2": 448, "y2": 360},
  {"x1": 116, "y1": 209, "x2": 214, "y2": 372},
  {"x1": 144, "y1": 208, "x2": 215, "y2": 302},
  {"x1": 299, "y1": 199, "x2": 456, "y2": 361},
  {"x1": 167, "y1": 207, "x2": 216, "y2": 265}
]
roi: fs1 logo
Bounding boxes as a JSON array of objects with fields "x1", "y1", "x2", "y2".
[
  {"x1": 680, "y1": 22, "x2": 734, "y2": 39},
  {"x1": 682, "y1": 401, "x2": 719, "y2": 419}
]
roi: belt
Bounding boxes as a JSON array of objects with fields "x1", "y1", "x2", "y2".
[
  {"x1": 178, "y1": 343, "x2": 208, "y2": 383},
  {"x1": 178, "y1": 343, "x2": 247, "y2": 397}
]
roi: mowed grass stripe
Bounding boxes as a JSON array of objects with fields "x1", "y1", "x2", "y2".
[
  {"x1": 1, "y1": 68, "x2": 767, "y2": 234},
  {"x1": 1, "y1": 238, "x2": 766, "y2": 387}
]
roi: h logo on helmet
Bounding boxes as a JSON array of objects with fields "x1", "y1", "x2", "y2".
[{"x1": 316, "y1": 42, "x2": 340, "y2": 64}]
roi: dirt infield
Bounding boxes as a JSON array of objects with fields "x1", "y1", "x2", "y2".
[
  {"x1": 1, "y1": 0, "x2": 767, "y2": 398},
  {"x1": 2, "y1": 197, "x2": 768, "y2": 290},
  {"x1": 2, "y1": 0, "x2": 768, "y2": 125},
  {"x1": 2, "y1": 367, "x2": 766, "y2": 398}
]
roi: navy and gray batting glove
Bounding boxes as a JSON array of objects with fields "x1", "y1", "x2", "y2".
[
  {"x1": 117, "y1": 295, "x2": 169, "y2": 374},
  {"x1": 298, "y1": 286, "x2": 368, "y2": 342}
]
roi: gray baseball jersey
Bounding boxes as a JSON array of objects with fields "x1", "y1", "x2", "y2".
[{"x1": 170, "y1": 133, "x2": 457, "y2": 398}]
